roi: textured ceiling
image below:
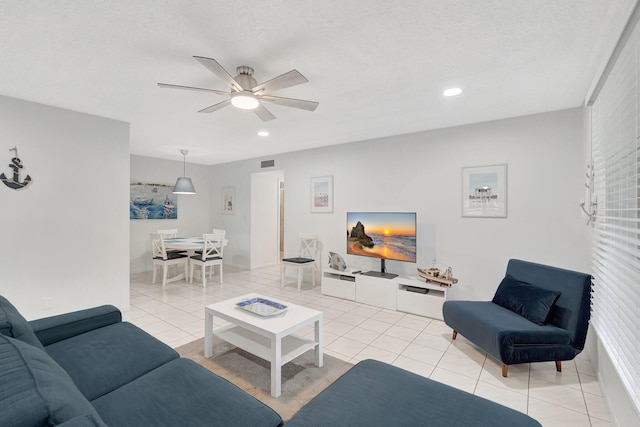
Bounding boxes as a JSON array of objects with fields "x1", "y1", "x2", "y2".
[{"x1": 0, "y1": 1, "x2": 635, "y2": 164}]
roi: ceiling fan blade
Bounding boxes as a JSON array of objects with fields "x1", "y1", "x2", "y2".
[
  {"x1": 194, "y1": 56, "x2": 244, "y2": 92},
  {"x1": 252, "y1": 70, "x2": 308, "y2": 95},
  {"x1": 260, "y1": 95, "x2": 319, "y2": 111},
  {"x1": 157, "y1": 83, "x2": 229, "y2": 96},
  {"x1": 198, "y1": 99, "x2": 231, "y2": 113},
  {"x1": 254, "y1": 103, "x2": 276, "y2": 122}
]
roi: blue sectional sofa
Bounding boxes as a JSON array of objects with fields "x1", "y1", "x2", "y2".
[
  {"x1": 0, "y1": 296, "x2": 282, "y2": 427},
  {"x1": 1, "y1": 295, "x2": 541, "y2": 426}
]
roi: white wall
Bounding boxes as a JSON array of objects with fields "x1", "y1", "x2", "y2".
[
  {"x1": 0, "y1": 95, "x2": 130, "y2": 319},
  {"x1": 209, "y1": 108, "x2": 589, "y2": 299},
  {"x1": 129, "y1": 155, "x2": 211, "y2": 273}
]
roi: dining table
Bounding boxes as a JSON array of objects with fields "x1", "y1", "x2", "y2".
[
  {"x1": 163, "y1": 237, "x2": 228, "y2": 282},
  {"x1": 164, "y1": 236, "x2": 228, "y2": 255}
]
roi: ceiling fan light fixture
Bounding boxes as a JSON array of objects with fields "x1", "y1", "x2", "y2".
[{"x1": 231, "y1": 91, "x2": 259, "y2": 110}]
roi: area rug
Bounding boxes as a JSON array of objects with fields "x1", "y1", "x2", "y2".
[{"x1": 176, "y1": 337, "x2": 353, "y2": 420}]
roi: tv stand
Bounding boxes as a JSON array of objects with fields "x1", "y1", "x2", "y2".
[
  {"x1": 363, "y1": 271, "x2": 398, "y2": 279},
  {"x1": 362, "y1": 258, "x2": 397, "y2": 279},
  {"x1": 321, "y1": 268, "x2": 450, "y2": 319}
]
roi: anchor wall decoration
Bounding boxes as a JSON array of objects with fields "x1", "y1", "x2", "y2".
[{"x1": 1, "y1": 146, "x2": 32, "y2": 190}]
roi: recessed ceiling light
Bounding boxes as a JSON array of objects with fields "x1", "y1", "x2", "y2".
[
  {"x1": 257, "y1": 130, "x2": 269, "y2": 137},
  {"x1": 443, "y1": 87, "x2": 462, "y2": 97}
]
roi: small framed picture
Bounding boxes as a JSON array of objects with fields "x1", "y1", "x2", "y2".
[
  {"x1": 310, "y1": 176, "x2": 333, "y2": 213},
  {"x1": 222, "y1": 187, "x2": 235, "y2": 215},
  {"x1": 462, "y1": 164, "x2": 507, "y2": 218}
]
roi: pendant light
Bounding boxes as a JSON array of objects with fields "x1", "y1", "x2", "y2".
[{"x1": 172, "y1": 149, "x2": 196, "y2": 194}]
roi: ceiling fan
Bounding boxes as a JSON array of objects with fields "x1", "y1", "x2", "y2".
[{"x1": 158, "y1": 56, "x2": 319, "y2": 122}]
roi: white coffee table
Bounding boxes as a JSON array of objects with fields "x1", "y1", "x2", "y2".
[{"x1": 204, "y1": 293, "x2": 323, "y2": 398}]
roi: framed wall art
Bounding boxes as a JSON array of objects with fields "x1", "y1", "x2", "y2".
[
  {"x1": 222, "y1": 187, "x2": 235, "y2": 214},
  {"x1": 462, "y1": 164, "x2": 507, "y2": 218},
  {"x1": 310, "y1": 175, "x2": 333, "y2": 213},
  {"x1": 130, "y1": 182, "x2": 177, "y2": 219}
]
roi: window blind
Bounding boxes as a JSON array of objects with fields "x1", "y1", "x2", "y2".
[{"x1": 590, "y1": 16, "x2": 640, "y2": 414}]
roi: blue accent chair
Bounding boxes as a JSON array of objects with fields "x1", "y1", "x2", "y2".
[{"x1": 442, "y1": 259, "x2": 591, "y2": 377}]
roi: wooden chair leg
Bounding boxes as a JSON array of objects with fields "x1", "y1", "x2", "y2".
[
  {"x1": 452, "y1": 331, "x2": 458, "y2": 340},
  {"x1": 502, "y1": 364, "x2": 508, "y2": 378},
  {"x1": 555, "y1": 361, "x2": 562, "y2": 372}
]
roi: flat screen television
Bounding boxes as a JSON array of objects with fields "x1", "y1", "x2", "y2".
[{"x1": 346, "y1": 212, "x2": 417, "y2": 279}]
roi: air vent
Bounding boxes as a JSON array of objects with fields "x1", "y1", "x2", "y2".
[{"x1": 261, "y1": 160, "x2": 275, "y2": 168}]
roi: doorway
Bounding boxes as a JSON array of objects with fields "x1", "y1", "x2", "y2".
[
  {"x1": 250, "y1": 170, "x2": 284, "y2": 269},
  {"x1": 279, "y1": 180, "x2": 284, "y2": 260}
]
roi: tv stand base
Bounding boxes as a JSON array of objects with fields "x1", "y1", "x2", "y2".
[{"x1": 363, "y1": 271, "x2": 398, "y2": 279}]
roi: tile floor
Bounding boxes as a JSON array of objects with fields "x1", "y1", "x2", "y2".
[{"x1": 126, "y1": 265, "x2": 611, "y2": 427}]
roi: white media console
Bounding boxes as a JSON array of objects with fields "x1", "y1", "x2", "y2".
[{"x1": 321, "y1": 268, "x2": 448, "y2": 320}]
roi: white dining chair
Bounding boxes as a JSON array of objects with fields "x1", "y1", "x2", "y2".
[
  {"x1": 156, "y1": 228, "x2": 185, "y2": 255},
  {"x1": 150, "y1": 233, "x2": 188, "y2": 287},
  {"x1": 281, "y1": 233, "x2": 318, "y2": 291},
  {"x1": 156, "y1": 228, "x2": 178, "y2": 238},
  {"x1": 190, "y1": 232, "x2": 226, "y2": 287}
]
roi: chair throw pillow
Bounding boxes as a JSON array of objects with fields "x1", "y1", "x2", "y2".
[
  {"x1": 492, "y1": 275, "x2": 561, "y2": 325},
  {"x1": 282, "y1": 257, "x2": 314, "y2": 264},
  {"x1": 0, "y1": 295, "x2": 46, "y2": 351}
]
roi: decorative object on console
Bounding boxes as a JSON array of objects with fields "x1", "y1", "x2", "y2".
[
  {"x1": 462, "y1": 164, "x2": 507, "y2": 218},
  {"x1": 310, "y1": 176, "x2": 333, "y2": 213},
  {"x1": 328, "y1": 251, "x2": 346, "y2": 271},
  {"x1": 1, "y1": 146, "x2": 32, "y2": 190},
  {"x1": 172, "y1": 149, "x2": 196, "y2": 195},
  {"x1": 417, "y1": 259, "x2": 457, "y2": 286},
  {"x1": 417, "y1": 268, "x2": 458, "y2": 287}
]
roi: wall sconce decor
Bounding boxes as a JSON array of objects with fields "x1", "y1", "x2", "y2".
[
  {"x1": 579, "y1": 161, "x2": 597, "y2": 225},
  {"x1": 1, "y1": 146, "x2": 32, "y2": 190}
]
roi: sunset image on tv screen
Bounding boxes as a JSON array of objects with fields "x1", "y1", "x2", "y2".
[{"x1": 347, "y1": 212, "x2": 416, "y2": 262}]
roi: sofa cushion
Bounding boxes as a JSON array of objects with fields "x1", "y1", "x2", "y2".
[
  {"x1": 286, "y1": 359, "x2": 541, "y2": 427},
  {"x1": 492, "y1": 275, "x2": 561, "y2": 325},
  {"x1": 31, "y1": 304, "x2": 122, "y2": 346},
  {"x1": 45, "y1": 321, "x2": 179, "y2": 401},
  {"x1": 0, "y1": 295, "x2": 45, "y2": 350},
  {"x1": 0, "y1": 334, "x2": 106, "y2": 427},
  {"x1": 92, "y1": 358, "x2": 283, "y2": 427}
]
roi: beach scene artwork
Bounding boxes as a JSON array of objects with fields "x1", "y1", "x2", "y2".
[
  {"x1": 310, "y1": 176, "x2": 333, "y2": 213},
  {"x1": 313, "y1": 181, "x2": 329, "y2": 207},
  {"x1": 346, "y1": 212, "x2": 417, "y2": 262},
  {"x1": 130, "y1": 182, "x2": 178, "y2": 219},
  {"x1": 462, "y1": 164, "x2": 507, "y2": 217}
]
